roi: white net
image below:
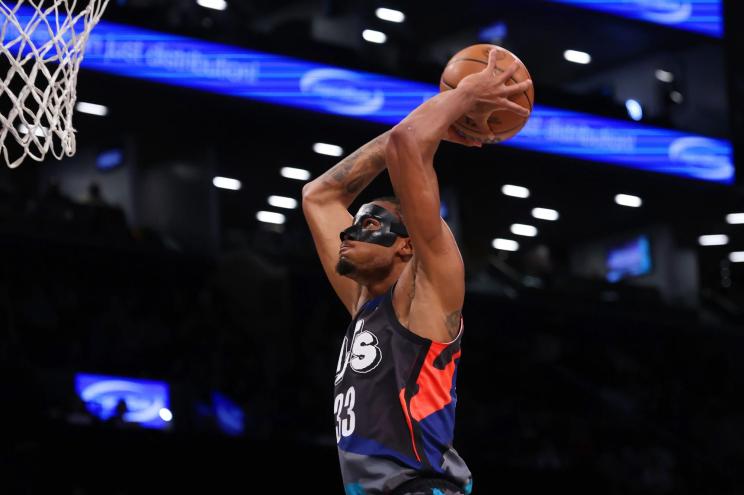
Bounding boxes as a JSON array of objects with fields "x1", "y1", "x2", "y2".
[{"x1": 0, "y1": 0, "x2": 108, "y2": 168}]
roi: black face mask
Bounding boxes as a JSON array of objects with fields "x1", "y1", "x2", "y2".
[{"x1": 340, "y1": 204, "x2": 409, "y2": 247}]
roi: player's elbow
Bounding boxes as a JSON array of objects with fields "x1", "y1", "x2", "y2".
[
  {"x1": 302, "y1": 180, "x2": 325, "y2": 205},
  {"x1": 301, "y1": 181, "x2": 315, "y2": 201},
  {"x1": 388, "y1": 124, "x2": 416, "y2": 150},
  {"x1": 387, "y1": 125, "x2": 420, "y2": 168}
]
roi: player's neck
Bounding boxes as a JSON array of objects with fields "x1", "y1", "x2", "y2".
[{"x1": 355, "y1": 268, "x2": 403, "y2": 312}]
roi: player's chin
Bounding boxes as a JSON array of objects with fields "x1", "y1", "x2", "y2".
[{"x1": 336, "y1": 257, "x2": 356, "y2": 276}]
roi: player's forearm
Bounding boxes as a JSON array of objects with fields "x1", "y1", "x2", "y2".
[
  {"x1": 391, "y1": 86, "x2": 476, "y2": 158},
  {"x1": 302, "y1": 131, "x2": 391, "y2": 208}
]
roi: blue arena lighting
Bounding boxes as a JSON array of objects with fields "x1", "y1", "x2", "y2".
[
  {"x1": 509, "y1": 108, "x2": 731, "y2": 184},
  {"x1": 2, "y1": 5, "x2": 733, "y2": 184},
  {"x1": 96, "y1": 148, "x2": 124, "y2": 170},
  {"x1": 548, "y1": 0, "x2": 723, "y2": 38},
  {"x1": 74, "y1": 373, "x2": 171, "y2": 429},
  {"x1": 213, "y1": 391, "x2": 245, "y2": 436},
  {"x1": 606, "y1": 235, "x2": 653, "y2": 283}
]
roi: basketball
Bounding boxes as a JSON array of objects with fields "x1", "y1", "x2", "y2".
[{"x1": 440, "y1": 43, "x2": 534, "y2": 144}]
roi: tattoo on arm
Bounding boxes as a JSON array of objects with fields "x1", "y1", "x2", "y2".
[
  {"x1": 445, "y1": 309, "x2": 462, "y2": 340},
  {"x1": 319, "y1": 132, "x2": 389, "y2": 201}
]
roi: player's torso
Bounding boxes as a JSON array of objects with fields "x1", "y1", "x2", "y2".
[
  {"x1": 334, "y1": 283, "x2": 471, "y2": 495},
  {"x1": 334, "y1": 291, "x2": 424, "y2": 458}
]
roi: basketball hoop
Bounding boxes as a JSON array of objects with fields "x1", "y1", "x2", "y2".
[{"x1": 0, "y1": 0, "x2": 109, "y2": 168}]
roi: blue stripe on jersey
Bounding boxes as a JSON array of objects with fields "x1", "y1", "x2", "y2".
[
  {"x1": 417, "y1": 364, "x2": 459, "y2": 469},
  {"x1": 344, "y1": 483, "x2": 367, "y2": 495},
  {"x1": 339, "y1": 434, "x2": 422, "y2": 469},
  {"x1": 418, "y1": 401, "x2": 457, "y2": 470},
  {"x1": 361, "y1": 295, "x2": 384, "y2": 313}
]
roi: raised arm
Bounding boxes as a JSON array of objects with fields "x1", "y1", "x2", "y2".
[
  {"x1": 385, "y1": 49, "x2": 531, "y2": 311},
  {"x1": 302, "y1": 131, "x2": 391, "y2": 315}
]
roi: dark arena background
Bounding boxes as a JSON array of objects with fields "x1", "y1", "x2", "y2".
[{"x1": 2, "y1": 0, "x2": 744, "y2": 493}]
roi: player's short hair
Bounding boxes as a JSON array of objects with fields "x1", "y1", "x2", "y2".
[{"x1": 370, "y1": 196, "x2": 403, "y2": 223}]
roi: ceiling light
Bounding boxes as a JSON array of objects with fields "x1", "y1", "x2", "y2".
[
  {"x1": 511, "y1": 224, "x2": 538, "y2": 237},
  {"x1": 492, "y1": 238, "x2": 519, "y2": 251},
  {"x1": 730, "y1": 252, "x2": 744, "y2": 263},
  {"x1": 196, "y1": 0, "x2": 227, "y2": 11},
  {"x1": 726, "y1": 213, "x2": 744, "y2": 224},
  {"x1": 213, "y1": 176, "x2": 241, "y2": 190},
  {"x1": 615, "y1": 194, "x2": 642, "y2": 208},
  {"x1": 256, "y1": 211, "x2": 286, "y2": 225},
  {"x1": 532, "y1": 208, "x2": 559, "y2": 221},
  {"x1": 362, "y1": 29, "x2": 387, "y2": 44},
  {"x1": 375, "y1": 8, "x2": 405, "y2": 23},
  {"x1": 564, "y1": 49, "x2": 591, "y2": 64},
  {"x1": 698, "y1": 234, "x2": 728, "y2": 246},
  {"x1": 268, "y1": 195, "x2": 298, "y2": 209},
  {"x1": 655, "y1": 69, "x2": 674, "y2": 83},
  {"x1": 501, "y1": 184, "x2": 530, "y2": 198},
  {"x1": 313, "y1": 142, "x2": 344, "y2": 157},
  {"x1": 18, "y1": 124, "x2": 47, "y2": 137},
  {"x1": 75, "y1": 101, "x2": 109, "y2": 116},
  {"x1": 280, "y1": 167, "x2": 311, "y2": 181}
]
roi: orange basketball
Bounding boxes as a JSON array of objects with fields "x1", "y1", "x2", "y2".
[{"x1": 440, "y1": 43, "x2": 534, "y2": 144}]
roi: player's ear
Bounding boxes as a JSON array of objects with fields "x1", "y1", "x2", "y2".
[{"x1": 398, "y1": 237, "x2": 413, "y2": 261}]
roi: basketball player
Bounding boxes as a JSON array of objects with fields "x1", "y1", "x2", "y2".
[{"x1": 302, "y1": 48, "x2": 531, "y2": 495}]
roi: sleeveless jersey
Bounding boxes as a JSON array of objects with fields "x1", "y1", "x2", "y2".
[{"x1": 333, "y1": 281, "x2": 472, "y2": 495}]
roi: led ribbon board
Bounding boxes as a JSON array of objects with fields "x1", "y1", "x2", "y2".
[
  {"x1": 2, "y1": 5, "x2": 733, "y2": 184},
  {"x1": 548, "y1": 0, "x2": 723, "y2": 38},
  {"x1": 510, "y1": 108, "x2": 732, "y2": 184}
]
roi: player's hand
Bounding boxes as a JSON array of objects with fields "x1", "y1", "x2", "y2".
[{"x1": 457, "y1": 48, "x2": 532, "y2": 134}]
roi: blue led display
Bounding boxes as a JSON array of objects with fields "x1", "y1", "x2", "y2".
[
  {"x1": 79, "y1": 20, "x2": 436, "y2": 127},
  {"x1": 511, "y1": 109, "x2": 732, "y2": 184},
  {"x1": 548, "y1": 0, "x2": 723, "y2": 38},
  {"x1": 212, "y1": 391, "x2": 245, "y2": 437},
  {"x1": 96, "y1": 148, "x2": 124, "y2": 170},
  {"x1": 75, "y1": 373, "x2": 171, "y2": 429},
  {"x1": 1, "y1": 5, "x2": 733, "y2": 184},
  {"x1": 606, "y1": 235, "x2": 653, "y2": 283}
]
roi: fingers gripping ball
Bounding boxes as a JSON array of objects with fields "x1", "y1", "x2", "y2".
[{"x1": 440, "y1": 44, "x2": 534, "y2": 144}]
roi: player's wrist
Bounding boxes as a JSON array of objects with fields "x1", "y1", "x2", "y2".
[{"x1": 452, "y1": 81, "x2": 479, "y2": 105}]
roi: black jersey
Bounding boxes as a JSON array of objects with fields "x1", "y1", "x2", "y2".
[{"x1": 334, "y1": 281, "x2": 472, "y2": 495}]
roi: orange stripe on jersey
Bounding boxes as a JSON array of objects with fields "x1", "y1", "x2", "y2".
[
  {"x1": 409, "y1": 345, "x2": 462, "y2": 422},
  {"x1": 398, "y1": 388, "x2": 422, "y2": 462}
]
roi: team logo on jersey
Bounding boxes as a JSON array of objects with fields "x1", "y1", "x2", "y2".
[{"x1": 335, "y1": 319, "x2": 383, "y2": 385}]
